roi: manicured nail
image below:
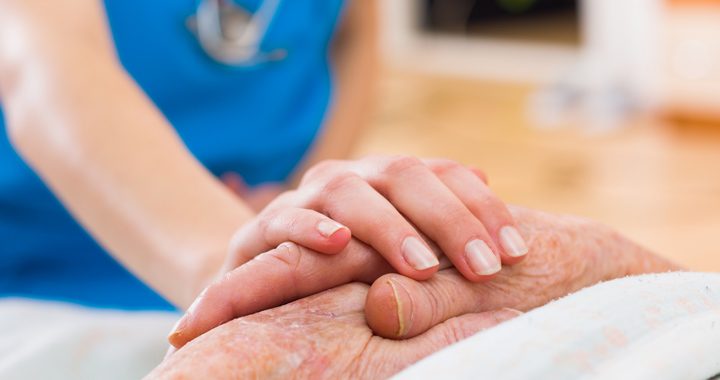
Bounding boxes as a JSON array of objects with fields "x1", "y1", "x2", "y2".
[
  {"x1": 317, "y1": 219, "x2": 346, "y2": 238},
  {"x1": 402, "y1": 236, "x2": 440, "y2": 270},
  {"x1": 499, "y1": 226, "x2": 528, "y2": 257},
  {"x1": 465, "y1": 239, "x2": 501, "y2": 275}
]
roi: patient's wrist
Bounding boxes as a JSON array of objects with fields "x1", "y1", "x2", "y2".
[
  {"x1": 509, "y1": 206, "x2": 680, "y2": 296},
  {"x1": 607, "y1": 229, "x2": 683, "y2": 278},
  {"x1": 580, "y1": 221, "x2": 682, "y2": 283}
]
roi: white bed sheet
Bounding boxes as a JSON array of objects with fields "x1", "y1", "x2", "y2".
[
  {"x1": 0, "y1": 299, "x2": 177, "y2": 380},
  {"x1": 395, "y1": 272, "x2": 720, "y2": 380}
]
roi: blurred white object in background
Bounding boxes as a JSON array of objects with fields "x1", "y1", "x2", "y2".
[
  {"x1": 534, "y1": 0, "x2": 720, "y2": 131},
  {"x1": 531, "y1": 0, "x2": 664, "y2": 132},
  {"x1": 661, "y1": 3, "x2": 720, "y2": 121},
  {"x1": 379, "y1": 0, "x2": 720, "y2": 131},
  {"x1": 379, "y1": 0, "x2": 579, "y2": 83}
]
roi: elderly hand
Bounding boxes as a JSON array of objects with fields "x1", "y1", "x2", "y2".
[
  {"x1": 168, "y1": 206, "x2": 679, "y2": 347},
  {"x1": 151, "y1": 283, "x2": 520, "y2": 379}
]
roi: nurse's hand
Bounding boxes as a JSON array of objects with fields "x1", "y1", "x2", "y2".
[{"x1": 223, "y1": 156, "x2": 528, "y2": 281}]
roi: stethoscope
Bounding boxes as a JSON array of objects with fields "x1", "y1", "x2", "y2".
[{"x1": 187, "y1": 0, "x2": 286, "y2": 67}]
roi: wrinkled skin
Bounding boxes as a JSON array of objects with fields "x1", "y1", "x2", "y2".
[
  {"x1": 151, "y1": 208, "x2": 680, "y2": 378},
  {"x1": 364, "y1": 207, "x2": 681, "y2": 338},
  {"x1": 150, "y1": 284, "x2": 517, "y2": 379}
]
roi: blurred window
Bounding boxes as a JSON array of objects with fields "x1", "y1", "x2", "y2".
[{"x1": 423, "y1": 0, "x2": 580, "y2": 45}]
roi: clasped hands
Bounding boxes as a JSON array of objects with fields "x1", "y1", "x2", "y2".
[{"x1": 165, "y1": 156, "x2": 667, "y2": 352}]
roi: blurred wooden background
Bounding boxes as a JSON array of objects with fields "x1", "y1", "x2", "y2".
[{"x1": 354, "y1": 69, "x2": 720, "y2": 271}]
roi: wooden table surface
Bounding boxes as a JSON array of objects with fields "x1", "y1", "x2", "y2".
[{"x1": 353, "y1": 69, "x2": 720, "y2": 271}]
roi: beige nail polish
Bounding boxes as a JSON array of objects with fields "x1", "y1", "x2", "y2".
[
  {"x1": 402, "y1": 237, "x2": 440, "y2": 270},
  {"x1": 317, "y1": 219, "x2": 346, "y2": 238},
  {"x1": 465, "y1": 239, "x2": 501, "y2": 275},
  {"x1": 499, "y1": 226, "x2": 529, "y2": 257}
]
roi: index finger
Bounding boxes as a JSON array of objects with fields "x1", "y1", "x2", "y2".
[{"x1": 167, "y1": 241, "x2": 392, "y2": 348}]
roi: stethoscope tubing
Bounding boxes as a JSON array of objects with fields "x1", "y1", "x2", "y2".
[{"x1": 193, "y1": 0, "x2": 283, "y2": 67}]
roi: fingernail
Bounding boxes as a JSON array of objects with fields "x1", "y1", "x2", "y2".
[
  {"x1": 500, "y1": 307, "x2": 524, "y2": 317},
  {"x1": 499, "y1": 226, "x2": 528, "y2": 257},
  {"x1": 465, "y1": 240, "x2": 501, "y2": 275},
  {"x1": 167, "y1": 293, "x2": 202, "y2": 345},
  {"x1": 167, "y1": 315, "x2": 189, "y2": 344},
  {"x1": 402, "y1": 236, "x2": 440, "y2": 270},
  {"x1": 387, "y1": 280, "x2": 412, "y2": 338},
  {"x1": 492, "y1": 308, "x2": 524, "y2": 324},
  {"x1": 317, "y1": 219, "x2": 347, "y2": 238}
]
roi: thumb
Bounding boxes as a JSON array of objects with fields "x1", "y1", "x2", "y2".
[{"x1": 365, "y1": 272, "x2": 521, "y2": 339}]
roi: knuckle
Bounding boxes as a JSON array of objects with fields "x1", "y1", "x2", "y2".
[
  {"x1": 256, "y1": 208, "x2": 294, "y2": 247},
  {"x1": 471, "y1": 167, "x2": 489, "y2": 183},
  {"x1": 441, "y1": 318, "x2": 472, "y2": 344},
  {"x1": 471, "y1": 193, "x2": 509, "y2": 218},
  {"x1": 319, "y1": 172, "x2": 362, "y2": 197},
  {"x1": 428, "y1": 159, "x2": 464, "y2": 176},
  {"x1": 422, "y1": 282, "x2": 450, "y2": 329},
  {"x1": 256, "y1": 208, "x2": 280, "y2": 236},
  {"x1": 227, "y1": 228, "x2": 249, "y2": 261},
  {"x1": 268, "y1": 190, "x2": 301, "y2": 208},
  {"x1": 267, "y1": 242, "x2": 304, "y2": 272},
  {"x1": 200, "y1": 280, "x2": 224, "y2": 305},
  {"x1": 301, "y1": 159, "x2": 342, "y2": 184},
  {"x1": 382, "y1": 156, "x2": 425, "y2": 176},
  {"x1": 437, "y1": 205, "x2": 472, "y2": 227},
  {"x1": 282, "y1": 209, "x2": 307, "y2": 236},
  {"x1": 259, "y1": 206, "x2": 284, "y2": 223}
]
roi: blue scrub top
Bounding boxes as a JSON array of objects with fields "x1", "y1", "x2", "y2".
[{"x1": 0, "y1": 0, "x2": 345, "y2": 310}]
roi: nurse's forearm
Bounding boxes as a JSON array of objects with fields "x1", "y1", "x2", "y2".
[{"x1": 0, "y1": 2, "x2": 254, "y2": 308}]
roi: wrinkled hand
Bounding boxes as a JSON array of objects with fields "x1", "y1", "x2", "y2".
[
  {"x1": 169, "y1": 206, "x2": 679, "y2": 347},
  {"x1": 150, "y1": 284, "x2": 520, "y2": 379}
]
